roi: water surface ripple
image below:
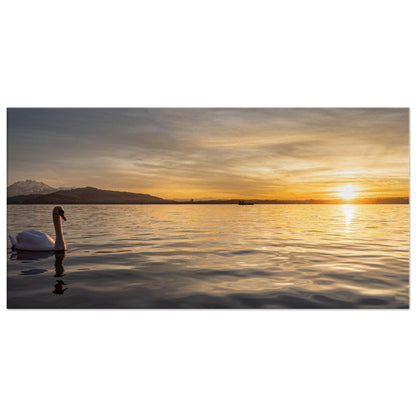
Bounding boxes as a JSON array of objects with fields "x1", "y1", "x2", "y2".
[{"x1": 7, "y1": 204, "x2": 409, "y2": 308}]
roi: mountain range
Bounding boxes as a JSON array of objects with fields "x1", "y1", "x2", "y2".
[
  {"x1": 7, "y1": 179, "x2": 74, "y2": 197},
  {"x1": 7, "y1": 183, "x2": 168, "y2": 204}
]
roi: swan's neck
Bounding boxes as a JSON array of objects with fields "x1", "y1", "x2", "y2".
[{"x1": 53, "y1": 215, "x2": 66, "y2": 251}]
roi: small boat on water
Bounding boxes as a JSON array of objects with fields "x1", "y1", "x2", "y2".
[{"x1": 238, "y1": 200, "x2": 254, "y2": 205}]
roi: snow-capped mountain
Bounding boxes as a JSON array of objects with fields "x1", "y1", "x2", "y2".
[{"x1": 7, "y1": 179, "x2": 65, "y2": 197}]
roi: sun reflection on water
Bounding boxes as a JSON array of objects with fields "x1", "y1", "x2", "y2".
[{"x1": 342, "y1": 204, "x2": 355, "y2": 226}]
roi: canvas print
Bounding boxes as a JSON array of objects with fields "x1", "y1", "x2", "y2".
[{"x1": 7, "y1": 108, "x2": 409, "y2": 308}]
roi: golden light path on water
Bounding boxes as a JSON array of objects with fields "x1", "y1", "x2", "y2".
[
  {"x1": 342, "y1": 204, "x2": 355, "y2": 227},
  {"x1": 7, "y1": 204, "x2": 409, "y2": 308}
]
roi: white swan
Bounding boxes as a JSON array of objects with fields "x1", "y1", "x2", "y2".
[{"x1": 9, "y1": 206, "x2": 67, "y2": 251}]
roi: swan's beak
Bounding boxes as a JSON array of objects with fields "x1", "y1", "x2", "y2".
[{"x1": 61, "y1": 213, "x2": 67, "y2": 221}]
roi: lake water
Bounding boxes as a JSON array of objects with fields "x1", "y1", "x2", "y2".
[{"x1": 7, "y1": 204, "x2": 409, "y2": 308}]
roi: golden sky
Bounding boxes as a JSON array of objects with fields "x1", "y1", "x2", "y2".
[{"x1": 8, "y1": 108, "x2": 409, "y2": 200}]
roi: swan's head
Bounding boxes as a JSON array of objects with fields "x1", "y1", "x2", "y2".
[{"x1": 53, "y1": 206, "x2": 67, "y2": 221}]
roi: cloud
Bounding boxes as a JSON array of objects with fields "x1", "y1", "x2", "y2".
[{"x1": 7, "y1": 108, "x2": 409, "y2": 198}]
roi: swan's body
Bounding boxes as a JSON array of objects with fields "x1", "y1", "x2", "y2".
[
  {"x1": 9, "y1": 206, "x2": 67, "y2": 251},
  {"x1": 9, "y1": 230, "x2": 56, "y2": 251}
]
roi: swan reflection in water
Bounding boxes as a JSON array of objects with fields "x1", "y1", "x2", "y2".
[
  {"x1": 52, "y1": 252, "x2": 67, "y2": 294},
  {"x1": 10, "y1": 250, "x2": 67, "y2": 294},
  {"x1": 53, "y1": 279, "x2": 67, "y2": 294},
  {"x1": 54, "y1": 251, "x2": 66, "y2": 277}
]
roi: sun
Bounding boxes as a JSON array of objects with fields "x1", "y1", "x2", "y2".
[{"x1": 338, "y1": 184, "x2": 359, "y2": 200}]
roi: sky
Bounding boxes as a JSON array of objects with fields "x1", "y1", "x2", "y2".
[{"x1": 7, "y1": 108, "x2": 409, "y2": 200}]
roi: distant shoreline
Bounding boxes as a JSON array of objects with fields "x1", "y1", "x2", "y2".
[
  {"x1": 7, "y1": 184, "x2": 409, "y2": 205},
  {"x1": 7, "y1": 201, "x2": 409, "y2": 205}
]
